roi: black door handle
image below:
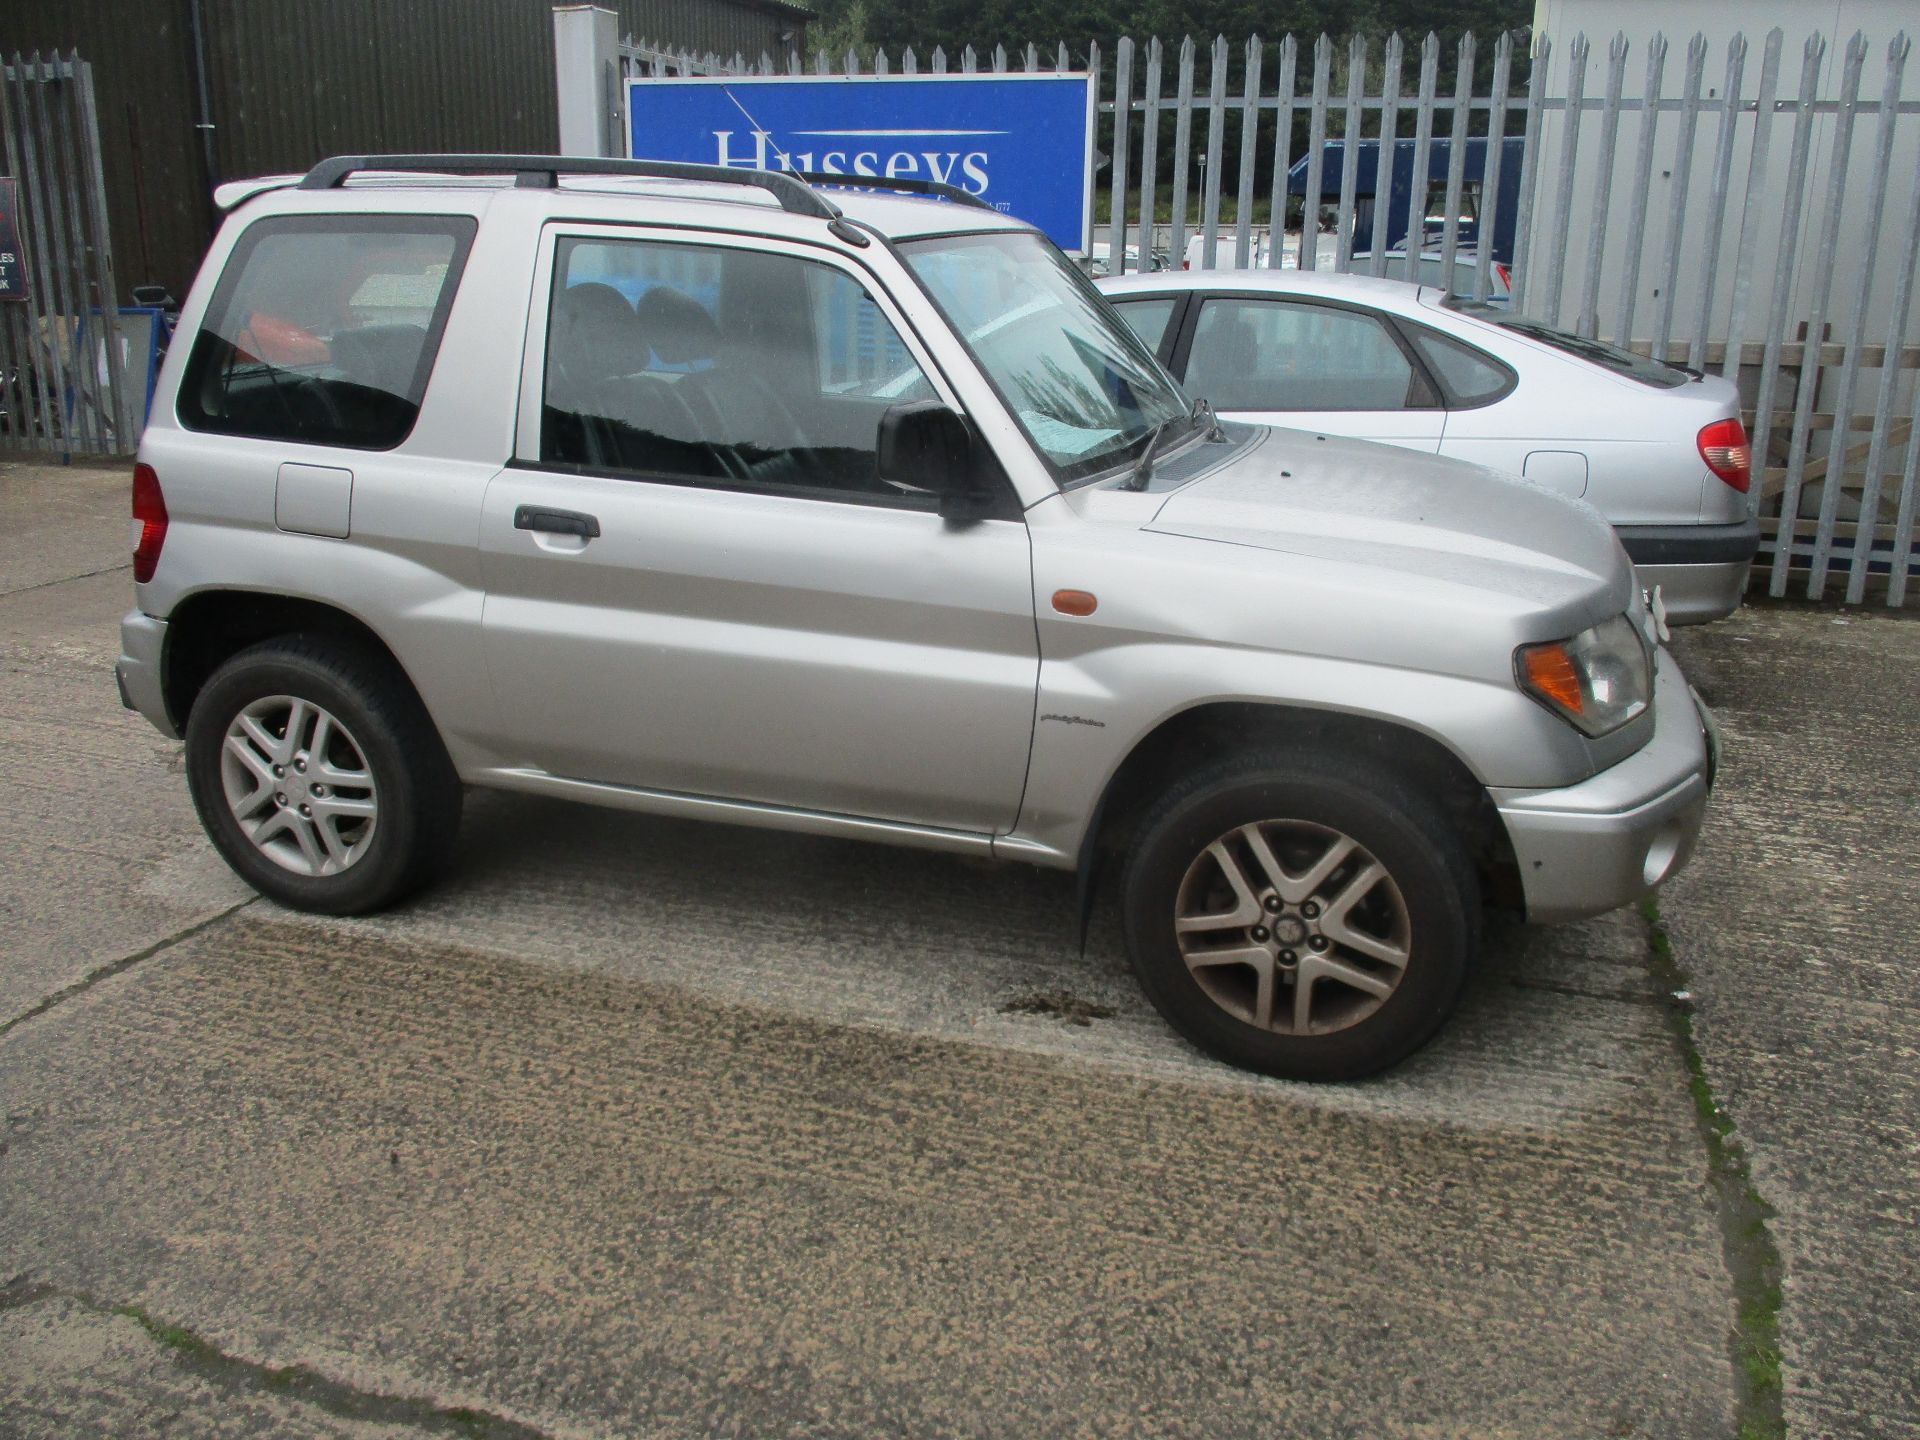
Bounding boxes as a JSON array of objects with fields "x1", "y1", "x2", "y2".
[{"x1": 514, "y1": 505, "x2": 601, "y2": 539}]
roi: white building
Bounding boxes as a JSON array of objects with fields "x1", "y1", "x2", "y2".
[{"x1": 1523, "y1": 0, "x2": 1919, "y2": 358}]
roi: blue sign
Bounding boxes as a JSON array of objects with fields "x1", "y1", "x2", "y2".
[
  {"x1": 627, "y1": 74, "x2": 1095, "y2": 253},
  {"x1": 0, "y1": 178, "x2": 28, "y2": 302}
]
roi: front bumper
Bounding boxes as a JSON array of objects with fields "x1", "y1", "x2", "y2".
[
  {"x1": 1492, "y1": 648, "x2": 1715, "y2": 924},
  {"x1": 116, "y1": 609, "x2": 177, "y2": 739}
]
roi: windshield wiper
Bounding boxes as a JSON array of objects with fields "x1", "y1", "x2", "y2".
[
  {"x1": 1193, "y1": 396, "x2": 1226, "y2": 441},
  {"x1": 1122, "y1": 414, "x2": 1184, "y2": 491},
  {"x1": 1121, "y1": 397, "x2": 1228, "y2": 491}
]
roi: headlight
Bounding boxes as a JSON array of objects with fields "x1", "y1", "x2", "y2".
[{"x1": 1516, "y1": 616, "x2": 1652, "y2": 736}]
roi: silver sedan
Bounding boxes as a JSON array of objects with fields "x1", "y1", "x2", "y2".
[{"x1": 1098, "y1": 269, "x2": 1758, "y2": 623}]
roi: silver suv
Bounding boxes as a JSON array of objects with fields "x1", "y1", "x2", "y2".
[{"x1": 116, "y1": 155, "x2": 1717, "y2": 1080}]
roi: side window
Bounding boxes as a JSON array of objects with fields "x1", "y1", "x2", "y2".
[
  {"x1": 180, "y1": 215, "x2": 475, "y2": 449},
  {"x1": 540, "y1": 235, "x2": 942, "y2": 504},
  {"x1": 810, "y1": 269, "x2": 935, "y2": 404},
  {"x1": 1184, "y1": 298, "x2": 1417, "y2": 412},
  {"x1": 1110, "y1": 297, "x2": 1179, "y2": 358},
  {"x1": 1405, "y1": 326, "x2": 1514, "y2": 407}
]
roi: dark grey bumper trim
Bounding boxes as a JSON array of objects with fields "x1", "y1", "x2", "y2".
[{"x1": 1616, "y1": 517, "x2": 1761, "y2": 567}]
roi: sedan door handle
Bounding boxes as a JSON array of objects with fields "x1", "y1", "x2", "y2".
[{"x1": 514, "y1": 505, "x2": 601, "y2": 539}]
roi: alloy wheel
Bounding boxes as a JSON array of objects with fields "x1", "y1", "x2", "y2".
[
  {"x1": 219, "y1": 695, "x2": 379, "y2": 876},
  {"x1": 1173, "y1": 819, "x2": 1412, "y2": 1035}
]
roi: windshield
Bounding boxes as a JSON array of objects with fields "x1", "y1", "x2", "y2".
[
  {"x1": 1443, "y1": 299, "x2": 1688, "y2": 388},
  {"x1": 900, "y1": 231, "x2": 1190, "y2": 484}
]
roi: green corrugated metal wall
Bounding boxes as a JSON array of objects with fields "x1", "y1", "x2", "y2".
[{"x1": 1, "y1": 0, "x2": 809, "y2": 297}]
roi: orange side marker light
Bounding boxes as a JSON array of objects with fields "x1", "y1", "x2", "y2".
[{"x1": 1052, "y1": 589, "x2": 1098, "y2": 616}]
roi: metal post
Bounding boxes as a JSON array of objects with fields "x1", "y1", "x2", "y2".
[
  {"x1": 1400, "y1": 34, "x2": 1440, "y2": 285},
  {"x1": 1168, "y1": 37, "x2": 1196, "y2": 266},
  {"x1": 1437, "y1": 33, "x2": 1477, "y2": 291},
  {"x1": 1199, "y1": 36, "x2": 1228, "y2": 270},
  {"x1": 1109, "y1": 38, "x2": 1134, "y2": 273},
  {"x1": 1769, "y1": 32, "x2": 1869, "y2": 597},
  {"x1": 1300, "y1": 35, "x2": 1332, "y2": 271},
  {"x1": 554, "y1": 5, "x2": 621, "y2": 158},
  {"x1": 1746, "y1": 33, "x2": 1827, "y2": 530},
  {"x1": 1233, "y1": 37, "x2": 1263, "y2": 269},
  {"x1": 1575, "y1": 34, "x2": 1627, "y2": 337},
  {"x1": 1138, "y1": 38, "x2": 1163, "y2": 268},
  {"x1": 1335, "y1": 34, "x2": 1366, "y2": 273},
  {"x1": 1264, "y1": 36, "x2": 1297, "y2": 269},
  {"x1": 1810, "y1": 34, "x2": 1908, "y2": 596},
  {"x1": 1368, "y1": 34, "x2": 1405, "y2": 279}
]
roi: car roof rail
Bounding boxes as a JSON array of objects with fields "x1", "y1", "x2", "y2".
[
  {"x1": 794, "y1": 171, "x2": 999, "y2": 213},
  {"x1": 297, "y1": 153, "x2": 843, "y2": 220}
]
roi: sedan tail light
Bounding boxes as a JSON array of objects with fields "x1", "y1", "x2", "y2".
[
  {"x1": 132, "y1": 462, "x2": 169, "y2": 582},
  {"x1": 1697, "y1": 418, "x2": 1751, "y2": 493}
]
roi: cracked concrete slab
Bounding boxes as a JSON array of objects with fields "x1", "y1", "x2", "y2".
[
  {"x1": 0, "y1": 459, "x2": 136, "y2": 599},
  {"x1": 2, "y1": 912, "x2": 1732, "y2": 1439},
  {"x1": 0, "y1": 1287, "x2": 425, "y2": 1439},
  {"x1": 0, "y1": 464, "x2": 254, "y2": 1026},
  {"x1": 1667, "y1": 604, "x2": 1920, "y2": 1440}
]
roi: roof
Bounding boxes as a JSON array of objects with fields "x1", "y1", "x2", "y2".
[
  {"x1": 1097, "y1": 267, "x2": 1440, "y2": 312},
  {"x1": 218, "y1": 156, "x2": 1032, "y2": 245}
]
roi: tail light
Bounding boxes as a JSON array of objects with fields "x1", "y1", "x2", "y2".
[
  {"x1": 1495, "y1": 262, "x2": 1512, "y2": 289},
  {"x1": 132, "y1": 462, "x2": 168, "y2": 582},
  {"x1": 1697, "y1": 418, "x2": 1751, "y2": 493}
]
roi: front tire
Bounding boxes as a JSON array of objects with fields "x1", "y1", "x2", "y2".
[
  {"x1": 184, "y1": 637, "x2": 461, "y2": 914},
  {"x1": 1121, "y1": 750, "x2": 1478, "y2": 1081}
]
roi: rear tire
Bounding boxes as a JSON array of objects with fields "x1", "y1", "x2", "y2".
[
  {"x1": 1121, "y1": 749, "x2": 1478, "y2": 1081},
  {"x1": 184, "y1": 636, "x2": 461, "y2": 914}
]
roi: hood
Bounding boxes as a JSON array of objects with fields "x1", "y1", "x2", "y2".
[{"x1": 1144, "y1": 427, "x2": 1632, "y2": 621}]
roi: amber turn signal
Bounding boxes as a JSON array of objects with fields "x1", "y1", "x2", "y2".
[
  {"x1": 1519, "y1": 642, "x2": 1585, "y2": 716},
  {"x1": 1051, "y1": 589, "x2": 1098, "y2": 616}
]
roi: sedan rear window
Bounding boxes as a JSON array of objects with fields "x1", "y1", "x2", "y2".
[{"x1": 1443, "y1": 300, "x2": 1688, "y2": 388}]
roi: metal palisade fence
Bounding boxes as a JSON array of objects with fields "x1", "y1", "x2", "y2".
[
  {"x1": 0, "y1": 52, "x2": 129, "y2": 458},
  {"x1": 626, "y1": 26, "x2": 1920, "y2": 606}
]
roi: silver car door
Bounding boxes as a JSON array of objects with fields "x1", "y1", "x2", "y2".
[{"x1": 477, "y1": 225, "x2": 1039, "y2": 835}]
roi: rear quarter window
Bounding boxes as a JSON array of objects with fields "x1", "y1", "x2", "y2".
[
  {"x1": 1404, "y1": 325, "x2": 1516, "y2": 407},
  {"x1": 179, "y1": 214, "x2": 477, "y2": 449},
  {"x1": 1443, "y1": 300, "x2": 1688, "y2": 389}
]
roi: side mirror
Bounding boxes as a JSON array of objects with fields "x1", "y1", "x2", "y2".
[{"x1": 877, "y1": 401, "x2": 992, "y2": 521}]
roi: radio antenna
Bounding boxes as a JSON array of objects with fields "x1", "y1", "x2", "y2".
[{"x1": 719, "y1": 86, "x2": 792, "y2": 170}]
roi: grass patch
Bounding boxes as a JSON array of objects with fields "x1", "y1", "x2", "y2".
[
  {"x1": 114, "y1": 1304, "x2": 223, "y2": 1361},
  {"x1": 1640, "y1": 898, "x2": 1785, "y2": 1440},
  {"x1": 112, "y1": 1303, "x2": 545, "y2": 1438}
]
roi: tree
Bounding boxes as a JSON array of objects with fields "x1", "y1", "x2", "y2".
[{"x1": 800, "y1": 0, "x2": 1532, "y2": 61}]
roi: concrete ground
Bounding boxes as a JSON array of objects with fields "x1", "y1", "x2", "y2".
[{"x1": 0, "y1": 457, "x2": 1912, "y2": 1438}]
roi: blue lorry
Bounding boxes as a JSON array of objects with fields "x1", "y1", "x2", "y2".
[{"x1": 1287, "y1": 136, "x2": 1525, "y2": 265}]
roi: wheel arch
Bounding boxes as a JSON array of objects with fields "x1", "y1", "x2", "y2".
[
  {"x1": 160, "y1": 589, "x2": 425, "y2": 734},
  {"x1": 1079, "y1": 700, "x2": 1521, "y2": 924}
]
